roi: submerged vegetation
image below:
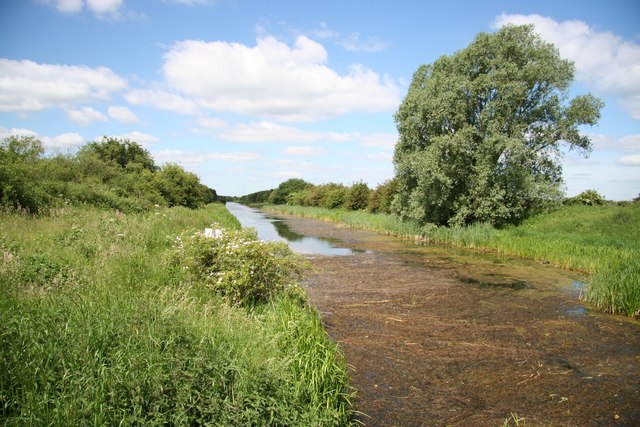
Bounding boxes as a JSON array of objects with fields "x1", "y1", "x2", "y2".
[
  {"x1": 0, "y1": 204, "x2": 354, "y2": 424},
  {"x1": 263, "y1": 203, "x2": 640, "y2": 318}
]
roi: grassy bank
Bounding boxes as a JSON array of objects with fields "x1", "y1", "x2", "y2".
[
  {"x1": 0, "y1": 204, "x2": 354, "y2": 425},
  {"x1": 263, "y1": 204, "x2": 640, "y2": 318}
]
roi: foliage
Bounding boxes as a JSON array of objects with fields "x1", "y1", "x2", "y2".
[
  {"x1": 0, "y1": 136, "x2": 51, "y2": 213},
  {"x1": 325, "y1": 185, "x2": 349, "y2": 209},
  {"x1": 565, "y1": 189, "x2": 606, "y2": 206},
  {"x1": 344, "y1": 181, "x2": 371, "y2": 211},
  {"x1": 268, "y1": 178, "x2": 311, "y2": 205},
  {"x1": 368, "y1": 178, "x2": 398, "y2": 214},
  {"x1": 78, "y1": 136, "x2": 156, "y2": 171},
  {"x1": 0, "y1": 136, "x2": 216, "y2": 213},
  {"x1": 237, "y1": 189, "x2": 273, "y2": 204},
  {"x1": 0, "y1": 204, "x2": 354, "y2": 424},
  {"x1": 393, "y1": 25, "x2": 603, "y2": 227},
  {"x1": 155, "y1": 163, "x2": 214, "y2": 208},
  {"x1": 173, "y1": 226, "x2": 305, "y2": 306}
]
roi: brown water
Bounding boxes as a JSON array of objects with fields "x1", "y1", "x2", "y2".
[{"x1": 269, "y1": 212, "x2": 640, "y2": 426}]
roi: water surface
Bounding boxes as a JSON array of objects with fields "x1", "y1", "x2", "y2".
[{"x1": 226, "y1": 202, "x2": 366, "y2": 256}]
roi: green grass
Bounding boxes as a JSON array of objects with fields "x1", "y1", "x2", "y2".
[
  {"x1": 0, "y1": 204, "x2": 354, "y2": 425},
  {"x1": 263, "y1": 203, "x2": 640, "y2": 318}
]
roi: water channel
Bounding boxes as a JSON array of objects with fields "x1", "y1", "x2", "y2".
[
  {"x1": 225, "y1": 202, "x2": 367, "y2": 256},
  {"x1": 227, "y1": 202, "x2": 639, "y2": 424}
]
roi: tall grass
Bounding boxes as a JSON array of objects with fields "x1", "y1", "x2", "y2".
[
  {"x1": 0, "y1": 204, "x2": 354, "y2": 425},
  {"x1": 264, "y1": 204, "x2": 640, "y2": 318}
]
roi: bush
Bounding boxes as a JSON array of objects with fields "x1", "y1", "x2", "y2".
[
  {"x1": 344, "y1": 181, "x2": 371, "y2": 211},
  {"x1": 325, "y1": 187, "x2": 348, "y2": 209},
  {"x1": 368, "y1": 178, "x2": 398, "y2": 214},
  {"x1": 173, "y1": 226, "x2": 305, "y2": 306},
  {"x1": 566, "y1": 189, "x2": 606, "y2": 206}
]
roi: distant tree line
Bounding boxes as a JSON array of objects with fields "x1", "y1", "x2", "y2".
[
  {"x1": 0, "y1": 135, "x2": 217, "y2": 214},
  {"x1": 238, "y1": 176, "x2": 631, "y2": 219},
  {"x1": 237, "y1": 178, "x2": 399, "y2": 214}
]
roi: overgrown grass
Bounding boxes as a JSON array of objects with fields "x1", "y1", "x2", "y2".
[
  {"x1": 0, "y1": 204, "x2": 354, "y2": 425},
  {"x1": 264, "y1": 204, "x2": 640, "y2": 318}
]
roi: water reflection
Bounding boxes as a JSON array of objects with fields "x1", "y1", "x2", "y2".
[{"x1": 225, "y1": 202, "x2": 367, "y2": 256}]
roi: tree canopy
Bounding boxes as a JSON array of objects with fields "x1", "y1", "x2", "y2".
[
  {"x1": 392, "y1": 24, "x2": 603, "y2": 227},
  {"x1": 0, "y1": 136, "x2": 217, "y2": 213}
]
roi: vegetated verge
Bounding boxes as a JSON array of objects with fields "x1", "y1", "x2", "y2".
[
  {"x1": 0, "y1": 203, "x2": 355, "y2": 425},
  {"x1": 263, "y1": 203, "x2": 640, "y2": 318}
]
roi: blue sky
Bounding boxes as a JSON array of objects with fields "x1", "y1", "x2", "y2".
[{"x1": 1, "y1": 0, "x2": 638, "y2": 199}]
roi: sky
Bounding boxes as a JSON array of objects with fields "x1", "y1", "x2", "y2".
[{"x1": 0, "y1": 0, "x2": 639, "y2": 199}]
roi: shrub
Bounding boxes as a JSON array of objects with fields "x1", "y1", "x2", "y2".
[
  {"x1": 344, "y1": 181, "x2": 371, "y2": 211},
  {"x1": 566, "y1": 189, "x2": 606, "y2": 206},
  {"x1": 173, "y1": 226, "x2": 305, "y2": 306},
  {"x1": 324, "y1": 187, "x2": 348, "y2": 209}
]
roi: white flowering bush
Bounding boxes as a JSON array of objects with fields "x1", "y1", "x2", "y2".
[{"x1": 173, "y1": 224, "x2": 305, "y2": 306}]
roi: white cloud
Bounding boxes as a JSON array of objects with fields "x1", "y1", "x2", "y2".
[
  {"x1": 0, "y1": 126, "x2": 39, "y2": 139},
  {"x1": 619, "y1": 155, "x2": 640, "y2": 166},
  {"x1": 124, "y1": 89, "x2": 200, "y2": 115},
  {"x1": 589, "y1": 133, "x2": 640, "y2": 152},
  {"x1": 108, "y1": 106, "x2": 139, "y2": 123},
  {"x1": 67, "y1": 106, "x2": 107, "y2": 126},
  {"x1": 54, "y1": 0, "x2": 84, "y2": 13},
  {"x1": 360, "y1": 132, "x2": 397, "y2": 148},
  {"x1": 86, "y1": 0, "x2": 122, "y2": 16},
  {"x1": 282, "y1": 146, "x2": 327, "y2": 157},
  {"x1": 163, "y1": 35, "x2": 400, "y2": 121},
  {"x1": 153, "y1": 149, "x2": 260, "y2": 165},
  {"x1": 493, "y1": 14, "x2": 640, "y2": 119},
  {"x1": 0, "y1": 126, "x2": 84, "y2": 148},
  {"x1": 0, "y1": 59, "x2": 126, "y2": 112},
  {"x1": 43, "y1": 132, "x2": 85, "y2": 148},
  {"x1": 337, "y1": 33, "x2": 390, "y2": 52},
  {"x1": 42, "y1": 0, "x2": 124, "y2": 18},
  {"x1": 112, "y1": 131, "x2": 160, "y2": 146},
  {"x1": 215, "y1": 121, "x2": 324, "y2": 143}
]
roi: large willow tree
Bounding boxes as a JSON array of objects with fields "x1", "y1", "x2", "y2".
[{"x1": 393, "y1": 25, "x2": 603, "y2": 227}]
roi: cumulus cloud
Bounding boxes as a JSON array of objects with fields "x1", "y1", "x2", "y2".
[
  {"x1": 124, "y1": 89, "x2": 200, "y2": 115},
  {"x1": 0, "y1": 59, "x2": 126, "y2": 112},
  {"x1": 0, "y1": 126, "x2": 84, "y2": 149},
  {"x1": 162, "y1": 35, "x2": 400, "y2": 122},
  {"x1": 112, "y1": 131, "x2": 160, "y2": 146},
  {"x1": 197, "y1": 119, "x2": 363, "y2": 144},
  {"x1": 67, "y1": 106, "x2": 108, "y2": 126},
  {"x1": 153, "y1": 149, "x2": 260, "y2": 165},
  {"x1": 108, "y1": 105, "x2": 139, "y2": 123},
  {"x1": 588, "y1": 133, "x2": 640, "y2": 152},
  {"x1": 43, "y1": 132, "x2": 85, "y2": 148},
  {"x1": 282, "y1": 146, "x2": 327, "y2": 157},
  {"x1": 54, "y1": 0, "x2": 84, "y2": 13},
  {"x1": 43, "y1": 0, "x2": 123, "y2": 17},
  {"x1": 493, "y1": 14, "x2": 640, "y2": 119},
  {"x1": 214, "y1": 121, "x2": 324, "y2": 143},
  {"x1": 619, "y1": 155, "x2": 640, "y2": 166}
]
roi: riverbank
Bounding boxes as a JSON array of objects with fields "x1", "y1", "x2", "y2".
[
  {"x1": 263, "y1": 204, "x2": 640, "y2": 318},
  {"x1": 0, "y1": 204, "x2": 353, "y2": 425}
]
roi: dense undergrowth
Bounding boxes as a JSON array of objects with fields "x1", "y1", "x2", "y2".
[
  {"x1": 264, "y1": 203, "x2": 640, "y2": 318},
  {"x1": 0, "y1": 204, "x2": 354, "y2": 425}
]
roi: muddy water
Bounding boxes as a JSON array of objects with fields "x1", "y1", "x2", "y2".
[{"x1": 267, "y1": 212, "x2": 640, "y2": 426}]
